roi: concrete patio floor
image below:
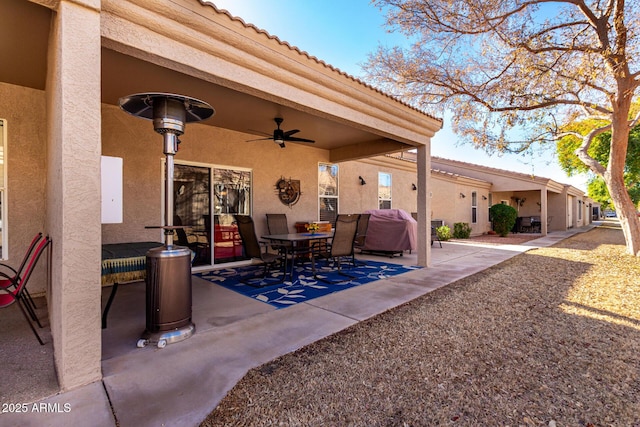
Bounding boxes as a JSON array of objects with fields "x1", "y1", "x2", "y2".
[{"x1": 0, "y1": 226, "x2": 596, "y2": 427}]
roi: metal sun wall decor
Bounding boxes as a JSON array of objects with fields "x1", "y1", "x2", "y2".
[{"x1": 275, "y1": 177, "x2": 301, "y2": 207}]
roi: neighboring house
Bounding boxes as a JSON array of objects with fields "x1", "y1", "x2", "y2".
[
  {"x1": 430, "y1": 157, "x2": 598, "y2": 234},
  {"x1": 378, "y1": 153, "x2": 598, "y2": 236},
  {"x1": 0, "y1": 0, "x2": 441, "y2": 393}
]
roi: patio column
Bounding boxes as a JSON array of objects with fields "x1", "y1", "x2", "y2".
[
  {"x1": 540, "y1": 190, "x2": 548, "y2": 235},
  {"x1": 46, "y1": 0, "x2": 102, "y2": 390},
  {"x1": 416, "y1": 145, "x2": 431, "y2": 267}
]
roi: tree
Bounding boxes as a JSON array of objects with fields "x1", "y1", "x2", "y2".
[
  {"x1": 557, "y1": 119, "x2": 640, "y2": 210},
  {"x1": 365, "y1": 0, "x2": 640, "y2": 255}
]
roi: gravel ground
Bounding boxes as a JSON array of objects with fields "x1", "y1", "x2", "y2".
[{"x1": 202, "y1": 224, "x2": 640, "y2": 427}]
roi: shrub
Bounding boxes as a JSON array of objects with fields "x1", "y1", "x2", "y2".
[
  {"x1": 436, "y1": 225, "x2": 451, "y2": 241},
  {"x1": 453, "y1": 222, "x2": 472, "y2": 239},
  {"x1": 490, "y1": 204, "x2": 518, "y2": 237}
]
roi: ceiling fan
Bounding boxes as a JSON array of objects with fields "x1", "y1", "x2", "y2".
[{"x1": 247, "y1": 117, "x2": 315, "y2": 148}]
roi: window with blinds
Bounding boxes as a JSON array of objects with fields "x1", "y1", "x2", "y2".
[
  {"x1": 318, "y1": 163, "x2": 338, "y2": 225},
  {"x1": 378, "y1": 172, "x2": 392, "y2": 209},
  {"x1": 471, "y1": 191, "x2": 478, "y2": 223}
]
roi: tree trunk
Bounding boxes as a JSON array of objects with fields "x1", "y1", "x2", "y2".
[
  {"x1": 607, "y1": 113, "x2": 640, "y2": 256},
  {"x1": 601, "y1": 89, "x2": 640, "y2": 256},
  {"x1": 607, "y1": 178, "x2": 640, "y2": 256}
]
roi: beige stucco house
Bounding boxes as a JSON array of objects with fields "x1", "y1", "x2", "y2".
[
  {"x1": 430, "y1": 157, "x2": 598, "y2": 234},
  {"x1": 1, "y1": 0, "x2": 442, "y2": 393},
  {"x1": 374, "y1": 152, "x2": 598, "y2": 236}
]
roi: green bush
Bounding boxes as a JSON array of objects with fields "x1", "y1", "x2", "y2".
[
  {"x1": 453, "y1": 222, "x2": 472, "y2": 239},
  {"x1": 490, "y1": 204, "x2": 518, "y2": 237},
  {"x1": 436, "y1": 225, "x2": 451, "y2": 241}
]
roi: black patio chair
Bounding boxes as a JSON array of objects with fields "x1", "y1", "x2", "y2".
[
  {"x1": 265, "y1": 213, "x2": 294, "y2": 254},
  {"x1": 174, "y1": 215, "x2": 208, "y2": 264},
  {"x1": 234, "y1": 215, "x2": 285, "y2": 285},
  {"x1": 0, "y1": 235, "x2": 51, "y2": 345},
  {"x1": 520, "y1": 216, "x2": 533, "y2": 233},
  {"x1": 310, "y1": 214, "x2": 359, "y2": 282},
  {"x1": 352, "y1": 213, "x2": 370, "y2": 266},
  {"x1": 431, "y1": 226, "x2": 442, "y2": 248}
]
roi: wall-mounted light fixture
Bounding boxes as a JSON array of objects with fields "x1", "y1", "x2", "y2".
[
  {"x1": 411, "y1": 183, "x2": 417, "y2": 191},
  {"x1": 459, "y1": 192, "x2": 466, "y2": 198},
  {"x1": 358, "y1": 176, "x2": 366, "y2": 185},
  {"x1": 482, "y1": 195, "x2": 487, "y2": 200}
]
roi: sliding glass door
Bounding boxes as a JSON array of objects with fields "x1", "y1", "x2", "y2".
[
  {"x1": 213, "y1": 167, "x2": 252, "y2": 264},
  {"x1": 173, "y1": 162, "x2": 252, "y2": 267},
  {"x1": 174, "y1": 164, "x2": 211, "y2": 266}
]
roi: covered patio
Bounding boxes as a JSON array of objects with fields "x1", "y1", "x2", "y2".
[{"x1": 1, "y1": 0, "x2": 440, "y2": 398}]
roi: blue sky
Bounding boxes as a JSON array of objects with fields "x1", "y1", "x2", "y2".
[{"x1": 209, "y1": 0, "x2": 588, "y2": 191}]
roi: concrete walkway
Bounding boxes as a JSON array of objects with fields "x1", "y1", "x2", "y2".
[{"x1": 1, "y1": 226, "x2": 597, "y2": 427}]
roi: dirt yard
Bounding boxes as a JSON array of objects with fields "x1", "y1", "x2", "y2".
[{"x1": 202, "y1": 224, "x2": 640, "y2": 426}]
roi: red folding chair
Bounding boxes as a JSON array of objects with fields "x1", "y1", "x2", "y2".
[
  {"x1": 0, "y1": 235, "x2": 51, "y2": 345},
  {"x1": 0, "y1": 232, "x2": 44, "y2": 314}
]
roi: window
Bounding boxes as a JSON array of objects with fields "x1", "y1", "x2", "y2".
[
  {"x1": 488, "y1": 193, "x2": 493, "y2": 222},
  {"x1": 471, "y1": 191, "x2": 477, "y2": 223},
  {"x1": 319, "y1": 163, "x2": 338, "y2": 225},
  {"x1": 578, "y1": 200, "x2": 582, "y2": 220},
  {"x1": 174, "y1": 163, "x2": 212, "y2": 267},
  {"x1": 0, "y1": 119, "x2": 6, "y2": 260},
  {"x1": 213, "y1": 167, "x2": 252, "y2": 264},
  {"x1": 173, "y1": 162, "x2": 252, "y2": 266},
  {"x1": 213, "y1": 167, "x2": 252, "y2": 217},
  {"x1": 378, "y1": 172, "x2": 392, "y2": 209}
]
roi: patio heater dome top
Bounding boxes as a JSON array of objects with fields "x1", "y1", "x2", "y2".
[{"x1": 119, "y1": 92, "x2": 214, "y2": 135}]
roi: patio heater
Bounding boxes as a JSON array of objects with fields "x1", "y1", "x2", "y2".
[{"x1": 119, "y1": 93, "x2": 214, "y2": 349}]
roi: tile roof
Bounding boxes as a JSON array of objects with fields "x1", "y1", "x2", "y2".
[{"x1": 201, "y1": 1, "x2": 442, "y2": 124}]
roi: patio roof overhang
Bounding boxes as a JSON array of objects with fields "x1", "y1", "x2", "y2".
[{"x1": 5, "y1": 0, "x2": 442, "y2": 163}]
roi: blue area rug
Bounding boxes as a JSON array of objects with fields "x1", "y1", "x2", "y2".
[{"x1": 195, "y1": 260, "x2": 421, "y2": 309}]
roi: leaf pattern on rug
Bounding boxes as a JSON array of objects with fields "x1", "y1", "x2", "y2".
[{"x1": 196, "y1": 260, "x2": 421, "y2": 309}]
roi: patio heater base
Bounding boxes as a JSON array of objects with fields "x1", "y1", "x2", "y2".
[
  {"x1": 137, "y1": 245, "x2": 194, "y2": 349},
  {"x1": 137, "y1": 323, "x2": 196, "y2": 349}
]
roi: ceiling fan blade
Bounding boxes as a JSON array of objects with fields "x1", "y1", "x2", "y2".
[
  {"x1": 285, "y1": 136, "x2": 315, "y2": 143},
  {"x1": 284, "y1": 129, "x2": 300, "y2": 137},
  {"x1": 246, "y1": 137, "x2": 273, "y2": 142},
  {"x1": 247, "y1": 129, "x2": 272, "y2": 137}
]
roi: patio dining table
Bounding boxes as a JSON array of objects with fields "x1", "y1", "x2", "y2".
[{"x1": 261, "y1": 232, "x2": 333, "y2": 281}]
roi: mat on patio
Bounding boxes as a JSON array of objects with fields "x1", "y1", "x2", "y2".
[{"x1": 195, "y1": 260, "x2": 421, "y2": 309}]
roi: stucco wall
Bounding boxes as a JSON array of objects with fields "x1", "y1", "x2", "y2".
[
  {"x1": 510, "y1": 190, "x2": 543, "y2": 218},
  {"x1": 430, "y1": 173, "x2": 492, "y2": 236},
  {"x1": 101, "y1": 105, "x2": 429, "y2": 249},
  {"x1": 547, "y1": 192, "x2": 566, "y2": 231},
  {"x1": 0, "y1": 83, "x2": 48, "y2": 294},
  {"x1": 430, "y1": 175, "x2": 457, "y2": 226},
  {"x1": 101, "y1": 104, "x2": 331, "y2": 243},
  {"x1": 338, "y1": 160, "x2": 418, "y2": 215}
]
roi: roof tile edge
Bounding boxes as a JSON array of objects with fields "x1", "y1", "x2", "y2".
[{"x1": 198, "y1": 1, "x2": 442, "y2": 123}]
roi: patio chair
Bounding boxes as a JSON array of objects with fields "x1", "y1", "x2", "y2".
[
  {"x1": 234, "y1": 215, "x2": 285, "y2": 285},
  {"x1": 0, "y1": 232, "x2": 44, "y2": 315},
  {"x1": 265, "y1": 213, "x2": 294, "y2": 254},
  {"x1": 310, "y1": 214, "x2": 359, "y2": 281},
  {"x1": 520, "y1": 216, "x2": 533, "y2": 233},
  {"x1": 174, "y1": 215, "x2": 208, "y2": 264},
  {"x1": 0, "y1": 235, "x2": 51, "y2": 345},
  {"x1": 431, "y1": 226, "x2": 442, "y2": 248},
  {"x1": 352, "y1": 213, "x2": 370, "y2": 265},
  {"x1": 266, "y1": 213, "x2": 289, "y2": 235}
]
